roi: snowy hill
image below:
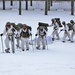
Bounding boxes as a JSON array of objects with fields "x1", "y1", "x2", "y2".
[{"x1": 0, "y1": 1, "x2": 75, "y2": 75}]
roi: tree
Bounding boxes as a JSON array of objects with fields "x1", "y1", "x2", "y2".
[
  {"x1": 30, "y1": 0, "x2": 32, "y2": 6},
  {"x1": 45, "y1": 0, "x2": 48, "y2": 15},
  {"x1": 71, "y1": 0, "x2": 74, "y2": 15},
  {"x1": 10, "y1": 0, "x2": 13, "y2": 6},
  {"x1": 3, "y1": 0, "x2": 5, "y2": 10},
  {"x1": 26, "y1": 0, "x2": 28, "y2": 10},
  {"x1": 19, "y1": 0, "x2": 21, "y2": 15}
]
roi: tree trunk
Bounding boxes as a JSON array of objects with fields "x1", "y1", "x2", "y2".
[
  {"x1": 71, "y1": 0, "x2": 74, "y2": 15},
  {"x1": 19, "y1": 0, "x2": 21, "y2": 15},
  {"x1": 48, "y1": 0, "x2": 50, "y2": 10},
  {"x1": 30, "y1": 0, "x2": 32, "y2": 6},
  {"x1": 50, "y1": 0, "x2": 52, "y2": 6},
  {"x1": 26, "y1": 0, "x2": 28, "y2": 10},
  {"x1": 45, "y1": 0, "x2": 48, "y2": 15},
  {"x1": 10, "y1": 0, "x2": 13, "y2": 6},
  {"x1": 3, "y1": 0, "x2": 5, "y2": 10}
]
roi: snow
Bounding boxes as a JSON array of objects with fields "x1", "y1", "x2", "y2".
[{"x1": 0, "y1": 1, "x2": 75, "y2": 75}]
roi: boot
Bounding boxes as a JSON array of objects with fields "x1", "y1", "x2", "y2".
[
  {"x1": 52, "y1": 38, "x2": 55, "y2": 41},
  {"x1": 62, "y1": 41, "x2": 65, "y2": 43},
  {"x1": 5, "y1": 48, "x2": 10, "y2": 53},
  {"x1": 36, "y1": 46, "x2": 40, "y2": 50},
  {"x1": 26, "y1": 48, "x2": 29, "y2": 51},
  {"x1": 22, "y1": 49, "x2": 24, "y2": 51},
  {"x1": 71, "y1": 41, "x2": 74, "y2": 43},
  {"x1": 42, "y1": 47, "x2": 45, "y2": 50}
]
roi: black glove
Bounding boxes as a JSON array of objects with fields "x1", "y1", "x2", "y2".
[
  {"x1": 44, "y1": 32, "x2": 46, "y2": 35},
  {"x1": 60, "y1": 29, "x2": 63, "y2": 31},
  {"x1": 12, "y1": 28, "x2": 15, "y2": 32},
  {"x1": 35, "y1": 34, "x2": 37, "y2": 36},
  {"x1": 0, "y1": 34, "x2": 3, "y2": 36}
]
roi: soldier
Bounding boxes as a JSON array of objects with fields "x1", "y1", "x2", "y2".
[
  {"x1": 0, "y1": 22, "x2": 15, "y2": 53},
  {"x1": 61, "y1": 21, "x2": 71, "y2": 43},
  {"x1": 20, "y1": 25, "x2": 32, "y2": 51},
  {"x1": 35, "y1": 25, "x2": 47, "y2": 50},
  {"x1": 70, "y1": 20, "x2": 75, "y2": 42},
  {"x1": 15, "y1": 23, "x2": 23, "y2": 48},
  {"x1": 50, "y1": 18, "x2": 60, "y2": 41}
]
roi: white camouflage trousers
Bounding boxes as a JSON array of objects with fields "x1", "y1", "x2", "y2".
[
  {"x1": 70, "y1": 31, "x2": 75, "y2": 41},
  {"x1": 21, "y1": 37, "x2": 29, "y2": 50},
  {"x1": 52, "y1": 29, "x2": 59, "y2": 39},
  {"x1": 37, "y1": 36, "x2": 46, "y2": 48},
  {"x1": 5, "y1": 35, "x2": 13, "y2": 49},
  {"x1": 62, "y1": 31, "x2": 71, "y2": 41}
]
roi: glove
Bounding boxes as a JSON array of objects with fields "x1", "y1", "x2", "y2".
[
  {"x1": 12, "y1": 28, "x2": 15, "y2": 32},
  {"x1": 35, "y1": 34, "x2": 37, "y2": 36},
  {"x1": 0, "y1": 34, "x2": 3, "y2": 36},
  {"x1": 60, "y1": 29, "x2": 63, "y2": 31},
  {"x1": 44, "y1": 32, "x2": 46, "y2": 35}
]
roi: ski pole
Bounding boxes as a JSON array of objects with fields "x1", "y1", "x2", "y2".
[
  {"x1": 31, "y1": 35, "x2": 34, "y2": 51},
  {"x1": 59, "y1": 29, "x2": 64, "y2": 34},
  {"x1": 11, "y1": 34, "x2": 15, "y2": 53},
  {"x1": 0, "y1": 36, "x2": 4, "y2": 53},
  {"x1": 45, "y1": 36, "x2": 48, "y2": 50}
]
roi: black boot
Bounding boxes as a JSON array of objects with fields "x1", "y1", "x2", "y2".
[
  {"x1": 71, "y1": 41, "x2": 74, "y2": 43},
  {"x1": 26, "y1": 48, "x2": 29, "y2": 51},
  {"x1": 52, "y1": 38, "x2": 55, "y2": 41},
  {"x1": 36, "y1": 47, "x2": 40, "y2": 50},
  {"x1": 5, "y1": 48, "x2": 10, "y2": 53},
  {"x1": 22, "y1": 49, "x2": 24, "y2": 51},
  {"x1": 62, "y1": 41, "x2": 65, "y2": 43},
  {"x1": 42, "y1": 47, "x2": 45, "y2": 50}
]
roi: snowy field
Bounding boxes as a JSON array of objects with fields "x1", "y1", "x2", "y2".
[{"x1": 0, "y1": 1, "x2": 75, "y2": 75}]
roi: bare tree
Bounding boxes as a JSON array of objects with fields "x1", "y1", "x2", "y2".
[
  {"x1": 71, "y1": 0, "x2": 74, "y2": 15},
  {"x1": 45, "y1": 0, "x2": 48, "y2": 15},
  {"x1": 19, "y1": 0, "x2": 21, "y2": 15},
  {"x1": 3, "y1": 0, "x2": 5, "y2": 10}
]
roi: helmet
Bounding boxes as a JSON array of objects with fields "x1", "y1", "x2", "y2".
[
  {"x1": 6, "y1": 22, "x2": 11, "y2": 27},
  {"x1": 23, "y1": 24, "x2": 27, "y2": 29},
  {"x1": 62, "y1": 21, "x2": 66, "y2": 25},
  {"x1": 51, "y1": 18, "x2": 55, "y2": 22},
  {"x1": 39, "y1": 26, "x2": 43, "y2": 29},
  {"x1": 70, "y1": 20, "x2": 74, "y2": 24}
]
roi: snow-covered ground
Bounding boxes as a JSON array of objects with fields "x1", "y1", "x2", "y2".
[{"x1": 0, "y1": 1, "x2": 75, "y2": 75}]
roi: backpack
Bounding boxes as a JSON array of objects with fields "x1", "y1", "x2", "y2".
[
  {"x1": 20, "y1": 28, "x2": 30, "y2": 38},
  {"x1": 10, "y1": 23, "x2": 19, "y2": 30},
  {"x1": 38, "y1": 22, "x2": 49, "y2": 31},
  {"x1": 55, "y1": 18, "x2": 62, "y2": 27},
  {"x1": 67, "y1": 23, "x2": 73, "y2": 31}
]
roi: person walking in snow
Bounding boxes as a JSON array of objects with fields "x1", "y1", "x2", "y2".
[
  {"x1": 0, "y1": 22, "x2": 16, "y2": 53},
  {"x1": 70, "y1": 20, "x2": 75, "y2": 42},
  {"x1": 20, "y1": 25, "x2": 32, "y2": 51},
  {"x1": 61, "y1": 21, "x2": 71, "y2": 43},
  {"x1": 35, "y1": 25, "x2": 47, "y2": 50},
  {"x1": 49, "y1": 18, "x2": 60, "y2": 41}
]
